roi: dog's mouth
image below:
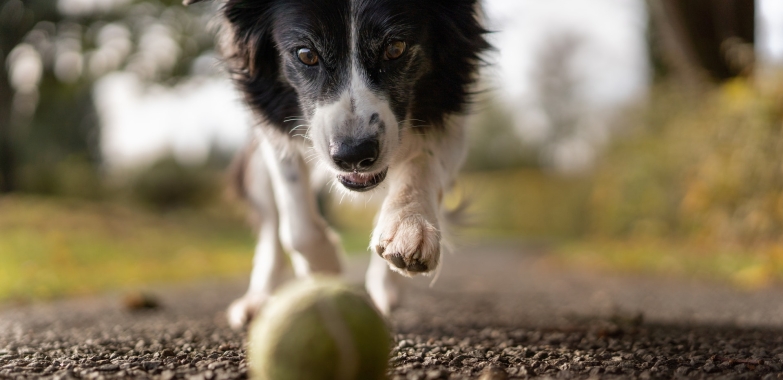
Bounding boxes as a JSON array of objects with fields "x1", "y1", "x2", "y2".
[{"x1": 337, "y1": 168, "x2": 388, "y2": 192}]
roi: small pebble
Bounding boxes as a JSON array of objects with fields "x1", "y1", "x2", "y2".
[
  {"x1": 121, "y1": 292, "x2": 160, "y2": 311},
  {"x1": 478, "y1": 366, "x2": 508, "y2": 380}
]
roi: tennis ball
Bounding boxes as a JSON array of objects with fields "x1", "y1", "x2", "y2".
[{"x1": 248, "y1": 277, "x2": 391, "y2": 380}]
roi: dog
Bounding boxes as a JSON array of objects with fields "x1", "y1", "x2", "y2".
[{"x1": 184, "y1": 0, "x2": 490, "y2": 328}]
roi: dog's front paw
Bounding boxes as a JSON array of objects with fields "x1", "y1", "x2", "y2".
[
  {"x1": 226, "y1": 292, "x2": 268, "y2": 330},
  {"x1": 372, "y1": 213, "x2": 440, "y2": 276}
]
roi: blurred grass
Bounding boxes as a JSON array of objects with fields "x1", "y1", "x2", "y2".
[
  {"x1": 553, "y1": 240, "x2": 783, "y2": 290},
  {"x1": 0, "y1": 193, "x2": 392, "y2": 303},
  {"x1": 0, "y1": 195, "x2": 256, "y2": 302},
  {"x1": 587, "y1": 79, "x2": 783, "y2": 244},
  {"x1": 552, "y1": 77, "x2": 783, "y2": 289}
]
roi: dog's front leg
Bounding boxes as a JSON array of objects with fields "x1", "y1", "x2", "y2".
[
  {"x1": 227, "y1": 144, "x2": 287, "y2": 329},
  {"x1": 371, "y1": 150, "x2": 444, "y2": 277},
  {"x1": 260, "y1": 137, "x2": 342, "y2": 277},
  {"x1": 368, "y1": 121, "x2": 467, "y2": 308},
  {"x1": 228, "y1": 137, "x2": 342, "y2": 329}
]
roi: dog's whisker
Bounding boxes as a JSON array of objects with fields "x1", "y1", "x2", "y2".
[
  {"x1": 303, "y1": 154, "x2": 319, "y2": 163},
  {"x1": 339, "y1": 190, "x2": 347, "y2": 204},
  {"x1": 401, "y1": 124, "x2": 429, "y2": 129},
  {"x1": 397, "y1": 123, "x2": 429, "y2": 132},
  {"x1": 364, "y1": 193, "x2": 374, "y2": 208},
  {"x1": 292, "y1": 134, "x2": 312, "y2": 141},
  {"x1": 288, "y1": 128, "x2": 309, "y2": 137},
  {"x1": 397, "y1": 118, "x2": 426, "y2": 126},
  {"x1": 304, "y1": 151, "x2": 317, "y2": 159},
  {"x1": 289, "y1": 124, "x2": 310, "y2": 135}
]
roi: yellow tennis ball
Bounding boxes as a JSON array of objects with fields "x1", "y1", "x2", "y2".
[{"x1": 248, "y1": 277, "x2": 391, "y2": 380}]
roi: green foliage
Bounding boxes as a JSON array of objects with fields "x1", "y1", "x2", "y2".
[
  {"x1": 588, "y1": 79, "x2": 783, "y2": 246},
  {"x1": 129, "y1": 156, "x2": 220, "y2": 210},
  {"x1": 457, "y1": 169, "x2": 589, "y2": 239},
  {"x1": 457, "y1": 79, "x2": 783, "y2": 288},
  {"x1": 18, "y1": 155, "x2": 104, "y2": 199},
  {"x1": 463, "y1": 100, "x2": 539, "y2": 171}
]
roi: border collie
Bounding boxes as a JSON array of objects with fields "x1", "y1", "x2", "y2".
[{"x1": 184, "y1": 0, "x2": 489, "y2": 328}]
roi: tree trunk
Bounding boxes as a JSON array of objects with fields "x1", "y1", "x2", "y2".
[
  {"x1": 0, "y1": 1, "x2": 61, "y2": 193},
  {"x1": 0, "y1": 49, "x2": 16, "y2": 193},
  {"x1": 649, "y1": 0, "x2": 755, "y2": 83}
]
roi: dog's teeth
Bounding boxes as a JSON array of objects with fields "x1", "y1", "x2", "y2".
[
  {"x1": 337, "y1": 168, "x2": 387, "y2": 191},
  {"x1": 342, "y1": 172, "x2": 371, "y2": 185}
]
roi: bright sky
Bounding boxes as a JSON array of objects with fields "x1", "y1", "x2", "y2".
[
  {"x1": 96, "y1": 73, "x2": 252, "y2": 168},
  {"x1": 760, "y1": 0, "x2": 783, "y2": 63},
  {"x1": 483, "y1": 0, "x2": 649, "y2": 108},
  {"x1": 92, "y1": 0, "x2": 783, "y2": 170}
]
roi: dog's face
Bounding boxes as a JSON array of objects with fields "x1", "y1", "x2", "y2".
[
  {"x1": 271, "y1": 0, "x2": 430, "y2": 192},
  {"x1": 219, "y1": 0, "x2": 487, "y2": 191}
]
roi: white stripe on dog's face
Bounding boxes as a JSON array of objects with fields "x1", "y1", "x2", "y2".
[
  {"x1": 310, "y1": 66, "x2": 399, "y2": 175},
  {"x1": 307, "y1": 7, "x2": 402, "y2": 192}
]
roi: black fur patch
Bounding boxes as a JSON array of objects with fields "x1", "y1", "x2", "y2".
[{"x1": 222, "y1": 0, "x2": 489, "y2": 135}]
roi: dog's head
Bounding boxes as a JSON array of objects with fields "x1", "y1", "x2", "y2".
[{"x1": 188, "y1": 0, "x2": 488, "y2": 191}]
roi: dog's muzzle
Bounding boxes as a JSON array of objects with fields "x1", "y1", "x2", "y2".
[
  {"x1": 330, "y1": 137, "x2": 387, "y2": 191},
  {"x1": 330, "y1": 138, "x2": 378, "y2": 171}
]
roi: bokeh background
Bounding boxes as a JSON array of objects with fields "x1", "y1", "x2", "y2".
[{"x1": 1, "y1": 0, "x2": 782, "y2": 302}]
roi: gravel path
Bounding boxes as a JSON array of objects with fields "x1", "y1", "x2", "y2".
[{"x1": 2, "y1": 243, "x2": 783, "y2": 379}]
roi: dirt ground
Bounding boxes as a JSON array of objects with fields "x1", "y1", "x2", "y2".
[{"x1": 2, "y1": 243, "x2": 783, "y2": 379}]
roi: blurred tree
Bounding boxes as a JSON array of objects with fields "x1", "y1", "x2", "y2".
[
  {"x1": 130, "y1": 155, "x2": 218, "y2": 210},
  {"x1": 531, "y1": 32, "x2": 595, "y2": 173},
  {"x1": 0, "y1": 1, "x2": 61, "y2": 192},
  {"x1": 535, "y1": 33, "x2": 584, "y2": 151},
  {"x1": 647, "y1": 0, "x2": 755, "y2": 85},
  {"x1": 464, "y1": 99, "x2": 538, "y2": 171},
  {"x1": 0, "y1": 0, "x2": 216, "y2": 194}
]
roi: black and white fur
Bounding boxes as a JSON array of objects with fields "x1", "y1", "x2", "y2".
[{"x1": 185, "y1": 0, "x2": 489, "y2": 328}]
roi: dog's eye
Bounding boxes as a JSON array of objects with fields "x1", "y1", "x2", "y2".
[
  {"x1": 384, "y1": 41, "x2": 406, "y2": 60},
  {"x1": 297, "y1": 48, "x2": 319, "y2": 66}
]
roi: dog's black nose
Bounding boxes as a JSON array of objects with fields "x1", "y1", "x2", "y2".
[{"x1": 330, "y1": 138, "x2": 379, "y2": 171}]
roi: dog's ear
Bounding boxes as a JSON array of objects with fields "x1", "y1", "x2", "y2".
[
  {"x1": 412, "y1": 0, "x2": 490, "y2": 127},
  {"x1": 221, "y1": 0, "x2": 302, "y2": 133}
]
